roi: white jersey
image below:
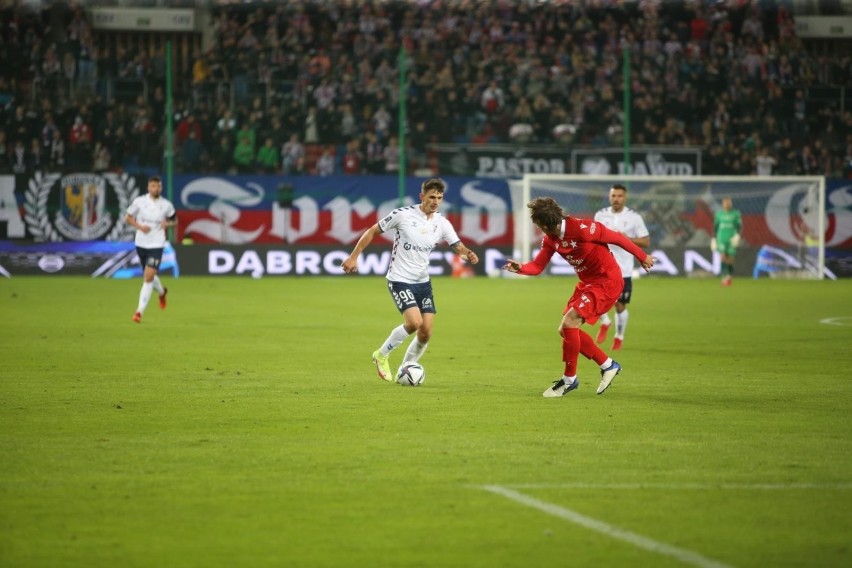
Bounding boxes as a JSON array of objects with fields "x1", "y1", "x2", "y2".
[
  {"x1": 379, "y1": 205, "x2": 460, "y2": 283},
  {"x1": 126, "y1": 194, "x2": 176, "y2": 249},
  {"x1": 594, "y1": 206, "x2": 649, "y2": 277}
]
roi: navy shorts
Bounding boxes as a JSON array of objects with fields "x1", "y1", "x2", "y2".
[
  {"x1": 136, "y1": 247, "x2": 164, "y2": 270},
  {"x1": 617, "y1": 277, "x2": 632, "y2": 304},
  {"x1": 386, "y1": 280, "x2": 436, "y2": 314}
]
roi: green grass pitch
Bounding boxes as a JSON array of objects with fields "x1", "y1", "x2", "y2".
[{"x1": 2, "y1": 275, "x2": 851, "y2": 568}]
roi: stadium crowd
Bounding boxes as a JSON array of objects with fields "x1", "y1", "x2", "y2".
[{"x1": 0, "y1": 0, "x2": 850, "y2": 178}]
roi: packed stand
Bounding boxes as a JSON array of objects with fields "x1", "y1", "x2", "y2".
[{"x1": 0, "y1": 1, "x2": 850, "y2": 178}]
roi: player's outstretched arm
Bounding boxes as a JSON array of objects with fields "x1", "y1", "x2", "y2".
[
  {"x1": 639, "y1": 255, "x2": 656, "y2": 272},
  {"x1": 451, "y1": 242, "x2": 479, "y2": 264},
  {"x1": 342, "y1": 224, "x2": 381, "y2": 274},
  {"x1": 502, "y1": 259, "x2": 522, "y2": 273}
]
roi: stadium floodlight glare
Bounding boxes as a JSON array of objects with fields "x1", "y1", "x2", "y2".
[{"x1": 511, "y1": 174, "x2": 826, "y2": 279}]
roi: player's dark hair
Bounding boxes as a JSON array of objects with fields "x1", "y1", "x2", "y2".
[
  {"x1": 611, "y1": 183, "x2": 627, "y2": 192},
  {"x1": 527, "y1": 197, "x2": 564, "y2": 233},
  {"x1": 421, "y1": 178, "x2": 446, "y2": 194},
  {"x1": 149, "y1": 176, "x2": 162, "y2": 184}
]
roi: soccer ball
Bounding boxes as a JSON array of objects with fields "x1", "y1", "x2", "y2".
[{"x1": 396, "y1": 362, "x2": 426, "y2": 386}]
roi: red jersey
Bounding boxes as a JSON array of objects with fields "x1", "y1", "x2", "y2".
[{"x1": 519, "y1": 216, "x2": 649, "y2": 283}]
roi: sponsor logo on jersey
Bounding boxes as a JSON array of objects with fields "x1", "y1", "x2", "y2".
[
  {"x1": 403, "y1": 242, "x2": 433, "y2": 253},
  {"x1": 590, "y1": 222, "x2": 597, "y2": 234}
]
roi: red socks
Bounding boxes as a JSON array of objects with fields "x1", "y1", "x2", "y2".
[
  {"x1": 561, "y1": 327, "x2": 580, "y2": 377},
  {"x1": 579, "y1": 329, "x2": 608, "y2": 365},
  {"x1": 563, "y1": 327, "x2": 608, "y2": 376}
]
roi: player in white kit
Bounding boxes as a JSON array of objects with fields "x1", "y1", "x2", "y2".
[
  {"x1": 125, "y1": 176, "x2": 176, "y2": 323},
  {"x1": 593, "y1": 184, "x2": 649, "y2": 350},
  {"x1": 342, "y1": 178, "x2": 479, "y2": 381}
]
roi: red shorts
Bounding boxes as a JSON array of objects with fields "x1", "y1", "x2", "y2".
[{"x1": 564, "y1": 279, "x2": 623, "y2": 325}]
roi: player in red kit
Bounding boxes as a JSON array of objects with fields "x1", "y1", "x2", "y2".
[{"x1": 503, "y1": 197, "x2": 656, "y2": 397}]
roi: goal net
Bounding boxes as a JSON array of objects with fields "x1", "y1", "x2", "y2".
[{"x1": 510, "y1": 175, "x2": 827, "y2": 279}]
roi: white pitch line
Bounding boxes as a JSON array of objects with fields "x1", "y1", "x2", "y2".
[
  {"x1": 819, "y1": 316, "x2": 852, "y2": 326},
  {"x1": 481, "y1": 484, "x2": 734, "y2": 568},
  {"x1": 505, "y1": 482, "x2": 852, "y2": 490}
]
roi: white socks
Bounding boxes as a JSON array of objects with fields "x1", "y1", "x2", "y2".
[
  {"x1": 379, "y1": 324, "x2": 430, "y2": 364},
  {"x1": 379, "y1": 324, "x2": 411, "y2": 356},
  {"x1": 151, "y1": 275, "x2": 164, "y2": 295},
  {"x1": 137, "y1": 281, "x2": 153, "y2": 314},
  {"x1": 599, "y1": 312, "x2": 612, "y2": 327},
  {"x1": 600, "y1": 357, "x2": 613, "y2": 370},
  {"x1": 615, "y1": 309, "x2": 629, "y2": 339},
  {"x1": 403, "y1": 337, "x2": 428, "y2": 364}
]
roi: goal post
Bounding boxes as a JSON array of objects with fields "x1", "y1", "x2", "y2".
[{"x1": 511, "y1": 174, "x2": 827, "y2": 279}]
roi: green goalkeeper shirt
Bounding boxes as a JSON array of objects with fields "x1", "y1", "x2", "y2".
[{"x1": 714, "y1": 209, "x2": 742, "y2": 241}]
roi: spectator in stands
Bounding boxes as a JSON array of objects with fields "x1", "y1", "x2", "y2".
[
  {"x1": 371, "y1": 104, "x2": 392, "y2": 142},
  {"x1": 481, "y1": 80, "x2": 505, "y2": 116},
  {"x1": 41, "y1": 46, "x2": 62, "y2": 99},
  {"x1": 282, "y1": 97, "x2": 304, "y2": 137},
  {"x1": 232, "y1": 123, "x2": 256, "y2": 173},
  {"x1": 11, "y1": 140, "x2": 27, "y2": 174},
  {"x1": 8, "y1": 105, "x2": 33, "y2": 147},
  {"x1": 797, "y1": 144, "x2": 819, "y2": 175},
  {"x1": 315, "y1": 146, "x2": 335, "y2": 176},
  {"x1": 339, "y1": 103, "x2": 358, "y2": 141},
  {"x1": 281, "y1": 133, "x2": 304, "y2": 175},
  {"x1": 131, "y1": 108, "x2": 157, "y2": 167},
  {"x1": 341, "y1": 139, "x2": 363, "y2": 175},
  {"x1": 77, "y1": 30, "x2": 97, "y2": 91},
  {"x1": 192, "y1": 52, "x2": 212, "y2": 95},
  {"x1": 111, "y1": 125, "x2": 127, "y2": 171},
  {"x1": 61, "y1": 52, "x2": 77, "y2": 99},
  {"x1": 181, "y1": 130, "x2": 205, "y2": 173},
  {"x1": 409, "y1": 120, "x2": 429, "y2": 171},
  {"x1": 48, "y1": 129, "x2": 65, "y2": 171},
  {"x1": 382, "y1": 136, "x2": 400, "y2": 175},
  {"x1": 92, "y1": 141, "x2": 110, "y2": 174},
  {"x1": 256, "y1": 136, "x2": 279, "y2": 174},
  {"x1": 40, "y1": 113, "x2": 60, "y2": 153},
  {"x1": 364, "y1": 131, "x2": 384, "y2": 174},
  {"x1": 754, "y1": 146, "x2": 777, "y2": 176},
  {"x1": 3, "y1": 0, "x2": 850, "y2": 179},
  {"x1": 69, "y1": 114, "x2": 93, "y2": 169},
  {"x1": 215, "y1": 107, "x2": 237, "y2": 138},
  {"x1": 210, "y1": 134, "x2": 234, "y2": 174},
  {"x1": 176, "y1": 113, "x2": 201, "y2": 146}
]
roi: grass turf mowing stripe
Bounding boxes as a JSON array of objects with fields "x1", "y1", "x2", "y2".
[{"x1": 480, "y1": 484, "x2": 734, "y2": 568}]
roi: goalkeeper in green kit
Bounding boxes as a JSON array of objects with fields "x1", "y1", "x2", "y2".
[{"x1": 712, "y1": 196, "x2": 742, "y2": 287}]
